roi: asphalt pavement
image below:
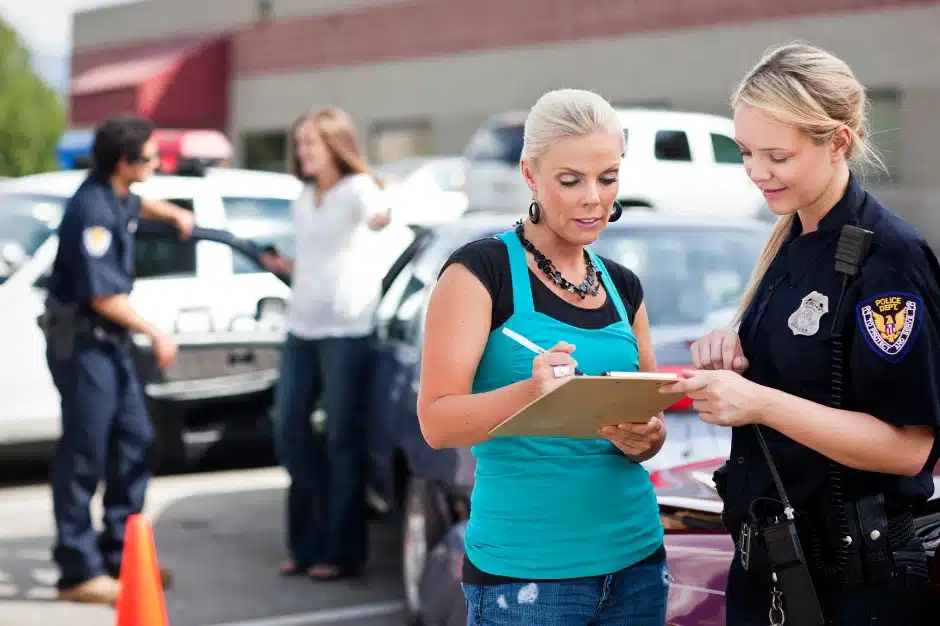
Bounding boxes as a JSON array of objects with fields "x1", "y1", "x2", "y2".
[{"x1": 0, "y1": 461, "x2": 408, "y2": 626}]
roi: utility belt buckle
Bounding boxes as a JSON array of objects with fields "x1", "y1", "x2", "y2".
[{"x1": 739, "y1": 522, "x2": 753, "y2": 571}]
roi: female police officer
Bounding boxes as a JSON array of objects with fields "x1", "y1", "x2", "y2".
[{"x1": 661, "y1": 42, "x2": 940, "y2": 625}]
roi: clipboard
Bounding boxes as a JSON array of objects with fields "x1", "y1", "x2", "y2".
[{"x1": 488, "y1": 372, "x2": 686, "y2": 439}]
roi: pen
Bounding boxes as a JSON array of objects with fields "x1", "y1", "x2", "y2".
[{"x1": 501, "y1": 327, "x2": 585, "y2": 376}]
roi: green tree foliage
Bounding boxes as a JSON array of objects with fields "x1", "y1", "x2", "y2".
[{"x1": 0, "y1": 18, "x2": 66, "y2": 177}]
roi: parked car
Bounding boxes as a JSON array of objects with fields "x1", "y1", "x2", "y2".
[
  {"x1": 462, "y1": 108, "x2": 765, "y2": 219},
  {"x1": 364, "y1": 211, "x2": 770, "y2": 620},
  {"x1": 409, "y1": 456, "x2": 940, "y2": 626},
  {"x1": 0, "y1": 168, "x2": 300, "y2": 471},
  {"x1": 375, "y1": 157, "x2": 469, "y2": 226}
]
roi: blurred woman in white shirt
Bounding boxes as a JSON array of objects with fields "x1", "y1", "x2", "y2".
[{"x1": 262, "y1": 107, "x2": 390, "y2": 581}]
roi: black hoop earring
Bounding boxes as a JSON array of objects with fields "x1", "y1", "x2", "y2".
[
  {"x1": 609, "y1": 200, "x2": 623, "y2": 223},
  {"x1": 528, "y1": 200, "x2": 541, "y2": 224}
]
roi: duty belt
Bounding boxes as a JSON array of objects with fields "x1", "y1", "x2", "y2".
[{"x1": 76, "y1": 317, "x2": 129, "y2": 348}]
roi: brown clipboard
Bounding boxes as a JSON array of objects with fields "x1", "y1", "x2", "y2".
[{"x1": 488, "y1": 372, "x2": 686, "y2": 439}]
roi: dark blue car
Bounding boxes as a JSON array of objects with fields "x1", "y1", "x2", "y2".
[{"x1": 368, "y1": 211, "x2": 768, "y2": 624}]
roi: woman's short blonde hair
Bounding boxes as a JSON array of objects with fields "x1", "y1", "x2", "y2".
[
  {"x1": 521, "y1": 88, "x2": 625, "y2": 169},
  {"x1": 732, "y1": 42, "x2": 886, "y2": 323}
]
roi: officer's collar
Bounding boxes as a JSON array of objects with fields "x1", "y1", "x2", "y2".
[
  {"x1": 783, "y1": 170, "x2": 863, "y2": 285},
  {"x1": 787, "y1": 170, "x2": 862, "y2": 240}
]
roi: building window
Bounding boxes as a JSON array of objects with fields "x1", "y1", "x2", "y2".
[
  {"x1": 867, "y1": 89, "x2": 902, "y2": 183},
  {"x1": 369, "y1": 120, "x2": 432, "y2": 164},
  {"x1": 242, "y1": 131, "x2": 288, "y2": 172}
]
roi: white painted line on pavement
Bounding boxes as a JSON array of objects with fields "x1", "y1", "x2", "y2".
[{"x1": 204, "y1": 600, "x2": 405, "y2": 626}]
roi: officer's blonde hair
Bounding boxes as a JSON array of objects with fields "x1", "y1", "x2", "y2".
[
  {"x1": 733, "y1": 42, "x2": 886, "y2": 324},
  {"x1": 521, "y1": 88, "x2": 625, "y2": 168}
]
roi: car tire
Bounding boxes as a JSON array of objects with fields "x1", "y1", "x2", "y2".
[
  {"x1": 149, "y1": 400, "x2": 186, "y2": 474},
  {"x1": 402, "y1": 475, "x2": 448, "y2": 625}
]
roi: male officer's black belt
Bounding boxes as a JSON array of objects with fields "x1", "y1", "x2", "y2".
[{"x1": 75, "y1": 317, "x2": 129, "y2": 348}]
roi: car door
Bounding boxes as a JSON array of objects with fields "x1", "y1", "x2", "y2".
[{"x1": 0, "y1": 234, "x2": 64, "y2": 447}]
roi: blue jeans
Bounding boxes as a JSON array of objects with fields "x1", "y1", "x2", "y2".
[
  {"x1": 462, "y1": 561, "x2": 669, "y2": 625},
  {"x1": 273, "y1": 332, "x2": 374, "y2": 572}
]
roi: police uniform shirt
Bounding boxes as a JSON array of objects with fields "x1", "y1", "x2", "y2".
[
  {"x1": 726, "y1": 171, "x2": 940, "y2": 522},
  {"x1": 48, "y1": 173, "x2": 141, "y2": 333}
]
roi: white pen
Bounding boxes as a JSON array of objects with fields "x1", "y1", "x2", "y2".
[{"x1": 501, "y1": 327, "x2": 584, "y2": 376}]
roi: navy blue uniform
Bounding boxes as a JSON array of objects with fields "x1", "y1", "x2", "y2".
[
  {"x1": 718, "y1": 172, "x2": 940, "y2": 624},
  {"x1": 46, "y1": 173, "x2": 154, "y2": 589}
]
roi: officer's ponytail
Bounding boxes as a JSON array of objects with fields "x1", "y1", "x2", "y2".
[{"x1": 731, "y1": 41, "x2": 887, "y2": 323}]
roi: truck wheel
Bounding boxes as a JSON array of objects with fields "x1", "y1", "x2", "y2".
[
  {"x1": 402, "y1": 476, "x2": 448, "y2": 624},
  {"x1": 150, "y1": 400, "x2": 186, "y2": 474}
]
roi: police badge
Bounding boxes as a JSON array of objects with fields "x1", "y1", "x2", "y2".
[
  {"x1": 788, "y1": 291, "x2": 829, "y2": 336},
  {"x1": 857, "y1": 292, "x2": 923, "y2": 362}
]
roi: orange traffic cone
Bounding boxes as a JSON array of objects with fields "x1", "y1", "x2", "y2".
[{"x1": 115, "y1": 513, "x2": 169, "y2": 626}]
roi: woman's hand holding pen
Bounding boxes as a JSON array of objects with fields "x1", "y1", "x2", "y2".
[
  {"x1": 598, "y1": 415, "x2": 666, "y2": 462},
  {"x1": 531, "y1": 342, "x2": 578, "y2": 397}
]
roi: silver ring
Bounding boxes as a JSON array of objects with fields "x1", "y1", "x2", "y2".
[{"x1": 552, "y1": 365, "x2": 571, "y2": 379}]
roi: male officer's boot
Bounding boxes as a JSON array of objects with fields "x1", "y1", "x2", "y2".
[{"x1": 57, "y1": 574, "x2": 121, "y2": 606}]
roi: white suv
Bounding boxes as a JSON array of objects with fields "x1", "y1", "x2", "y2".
[
  {"x1": 0, "y1": 168, "x2": 301, "y2": 470},
  {"x1": 463, "y1": 108, "x2": 764, "y2": 218}
]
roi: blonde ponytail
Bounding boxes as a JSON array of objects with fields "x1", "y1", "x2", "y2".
[
  {"x1": 730, "y1": 41, "x2": 886, "y2": 323},
  {"x1": 733, "y1": 213, "x2": 794, "y2": 324}
]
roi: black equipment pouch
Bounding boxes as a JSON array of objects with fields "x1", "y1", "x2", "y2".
[
  {"x1": 763, "y1": 516, "x2": 827, "y2": 626},
  {"x1": 852, "y1": 493, "x2": 894, "y2": 586},
  {"x1": 38, "y1": 296, "x2": 78, "y2": 360},
  {"x1": 749, "y1": 427, "x2": 826, "y2": 626}
]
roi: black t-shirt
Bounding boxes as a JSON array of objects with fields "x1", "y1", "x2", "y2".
[
  {"x1": 441, "y1": 237, "x2": 644, "y2": 330},
  {"x1": 440, "y1": 236, "x2": 664, "y2": 584}
]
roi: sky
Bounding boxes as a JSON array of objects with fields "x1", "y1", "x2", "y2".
[{"x1": 0, "y1": 0, "x2": 136, "y2": 92}]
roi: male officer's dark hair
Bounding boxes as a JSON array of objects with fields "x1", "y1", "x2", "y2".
[{"x1": 91, "y1": 114, "x2": 155, "y2": 178}]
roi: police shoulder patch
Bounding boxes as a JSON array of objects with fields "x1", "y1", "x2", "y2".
[
  {"x1": 856, "y1": 291, "x2": 923, "y2": 363},
  {"x1": 82, "y1": 226, "x2": 112, "y2": 258}
]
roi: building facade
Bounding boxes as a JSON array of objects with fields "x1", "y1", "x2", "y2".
[{"x1": 71, "y1": 0, "x2": 940, "y2": 240}]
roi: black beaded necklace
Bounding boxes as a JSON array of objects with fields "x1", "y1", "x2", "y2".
[{"x1": 514, "y1": 219, "x2": 601, "y2": 299}]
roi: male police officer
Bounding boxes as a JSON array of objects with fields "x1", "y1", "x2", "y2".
[{"x1": 44, "y1": 115, "x2": 195, "y2": 605}]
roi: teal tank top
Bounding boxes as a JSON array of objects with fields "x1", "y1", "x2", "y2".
[{"x1": 464, "y1": 230, "x2": 664, "y2": 579}]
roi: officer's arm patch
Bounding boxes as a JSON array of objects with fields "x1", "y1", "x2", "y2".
[
  {"x1": 82, "y1": 226, "x2": 112, "y2": 258},
  {"x1": 856, "y1": 291, "x2": 923, "y2": 363}
]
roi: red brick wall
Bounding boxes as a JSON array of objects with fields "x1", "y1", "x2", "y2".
[{"x1": 73, "y1": 0, "x2": 939, "y2": 79}]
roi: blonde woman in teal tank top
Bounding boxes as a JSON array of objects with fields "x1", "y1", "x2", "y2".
[{"x1": 418, "y1": 89, "x2": 670, "y2": 625}]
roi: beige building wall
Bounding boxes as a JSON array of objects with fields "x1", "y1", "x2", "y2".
[
  {"x1": 72, "y1": 0, "x2": 404, "y2": 49},
  {"x1": 72, "y1": 1, "x2": 940, "y2": 241},
  {"x1": 227, "y1": 4, "x2": 940, "y2": 241}
]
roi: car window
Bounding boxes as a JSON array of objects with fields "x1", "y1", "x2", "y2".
[
  {"x1": 221, "y1": 196, "x2": 293, "y2": 223},
  {"x1": 134, "y1": 198, "x2": 196, "y2": 279},
  {"x1": 654, "y1": 130, "x2": 692, "y2": 162},
  {"x1": 593, "y1": 226, "x2": 764, "y2": 326},
  {"x1": 388, "y1": 275, "x2": 428, "y2": 343},
  {"x1": 465, "y1": 124, "x2": 524, "y2": 166},
  {"x1": 0, "y1": 193, "x2": 65, "y2": 284},
  {"x1": 710, "y1": 133, "x2": 744, "y2": 164}
]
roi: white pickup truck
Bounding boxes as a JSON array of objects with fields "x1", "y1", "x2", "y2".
[
  {"x1": 463, "y1": 107, "x2": 766, "y2": 218},
  {"x1": 0, "y1": 168, "x2": 305, "y2": 471}
]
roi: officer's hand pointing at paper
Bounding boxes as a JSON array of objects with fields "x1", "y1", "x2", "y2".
[{"x1": 659, "y1": 370, "x2": 767, "y2": 428}]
